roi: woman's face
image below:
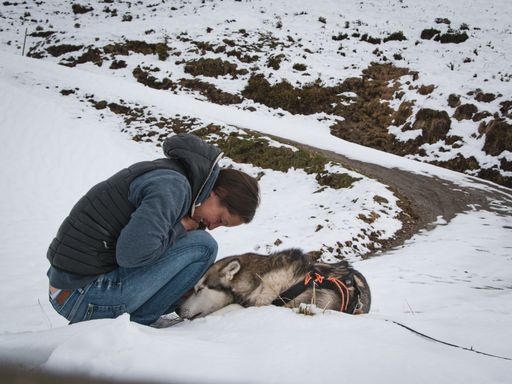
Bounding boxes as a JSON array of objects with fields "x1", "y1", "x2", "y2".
[{"x1": 192, "y1": 191, "x2": 243, "y2": 230}]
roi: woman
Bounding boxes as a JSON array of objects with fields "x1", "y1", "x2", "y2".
[{"x1": 47, "y1": 133, "x2": 260, "y2": 325}]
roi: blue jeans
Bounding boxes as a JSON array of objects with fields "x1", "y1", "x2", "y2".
[{"x1": 49, "y1": 230, "x2": 217, "y2": 325}]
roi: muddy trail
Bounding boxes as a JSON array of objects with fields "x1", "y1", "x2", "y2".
[{"x1": 271, "y1": 135, "x2": 512, "y2": 254}]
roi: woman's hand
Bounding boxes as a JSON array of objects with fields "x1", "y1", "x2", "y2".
[{"x1": 180, "y1": 216, "x2": 200, "y2": 231}]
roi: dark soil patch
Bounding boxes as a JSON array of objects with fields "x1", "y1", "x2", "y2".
[
  {"x1": 418, "y1": 84, "x2": 435, "y2": 95},
  {"x1": 430, "y1": 154, "x2": 480, "y2": 173},
  {"x1": 332, "y1": 33, "x2": 349, "y2": 41},
  {"x1": 178, "y1": 79, "x2": 243, "y2": 104},
  {"x1": 292, "y1": 63, "x2": 307, "y2": 71},
  {"x1": 420, "y1": 28, "x2": 441, "y2": 40},
  {"x1": 132, "y1": 66, "x2": 241, "y2": 104},
  {"x1": 104, "y1": 40, "x2": 169, "y2": 61},
  {"x1": 60, "y1": 89, "x2": 75, "y2": 96},
  {"x1": 72, "y1": 4, "x2": 93, "y2": 14},
  {"x1": 46, "y1": 44, "x2": 83, "y2": 57},
  {"x1": 242, "y1": 75, "x2": 343, "y2": 115},
  {"x1": 500, "y1": 100, "x2": 512, "y2": 118},
  {"x1": 478, "y1": 168, "x2": 512, "y2": 188},
  {"x1": 472, "y1": 111, "x2": 492, "y2": 122},
  {"x1": 435, "y1": 18, "x2": 451, "y2": 25},
  {"x1": 29, "y1": 31, "x2": 56, "y2": 38},
  {"x1": 316, "y1": 172, "x2": 361, "y2": 189},
  {"x1": 479, "y1": 118, "x2": 512, "y2": 156},
  {"x1": 63, "y1": 47, "x2": 103, "y2": 67},
  {"x1": 453, "y1": 103, "x2": 478, "y2": 121},
  {"x1": 360, "y1": 34, "x2": 381, "y2": 44},
  {"x1": 393, "y1": 101, "x2": 414, "y2": 126},
  {"x1": 132, "y1": 66, "x2": 177, "y2": 90},
  {"x1": 183, "y1": 58, "x2": 247, "y2": 78},
  {"x1": 448, "y1": 93, "x2": 461, "y2": 108},
  {"x1": 475, "y1": 92, "x2": 497, "y2": 103},
  {"x1": 225, "y1": 49, "x2": 259, "y2": 64},
  {"x1": 266, "y1": 54, "x2": 286, "y2": 70},
  {"x1": 435, "y1": 31, "x2": 469, "y2": 44},
  {"x1": 330, "y1": 63, "x2": 417, "y2": 154},
  {"x1": 110, "y1": 60, "x2": 127, "y2": 69},
  {"x1": 500, "y1": 158, "x2": 512, "y2": 172},
  {"x1": 383, "y1": 31, "x2": 407, "y2": 42},
  {"x1": 412, "y1": 109, "x2": 451, "y2": 143}
]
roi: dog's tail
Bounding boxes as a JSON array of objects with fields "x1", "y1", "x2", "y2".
[{"x1": 352, "y1": 270, "x2": 371, "y2": 314}]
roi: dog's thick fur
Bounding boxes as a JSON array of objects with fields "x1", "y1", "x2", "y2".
[{"x1": 177, "y1": 248, "x2": 371, "y2": 319}]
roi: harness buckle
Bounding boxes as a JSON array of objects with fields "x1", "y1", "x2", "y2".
[{"x1": 314, "y1": 273, "x2": 325, "y2": 284}]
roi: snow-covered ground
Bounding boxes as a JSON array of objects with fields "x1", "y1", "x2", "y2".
[
  {"x1": 1, "y1": 0, "x2": 511, "y2": 181},
  {"x1": 1, "y1": 1, "x2": 512, "y2": 383}
]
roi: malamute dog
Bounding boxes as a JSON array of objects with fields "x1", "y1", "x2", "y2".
[{"x1": 177, "y1": 248, "x2": 371, "y2": 319}]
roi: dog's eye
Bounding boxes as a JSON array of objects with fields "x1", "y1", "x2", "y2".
[{"x1": 195, "y1": 286, "x2": 204, "y2": 294}]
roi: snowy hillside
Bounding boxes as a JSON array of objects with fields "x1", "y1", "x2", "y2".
[
  {"x1": 1, "y1": 0, "x2": 511, "y2": 187},
  {"x1": 0, "y1": 1, "x2": 511, "y2": 383}
]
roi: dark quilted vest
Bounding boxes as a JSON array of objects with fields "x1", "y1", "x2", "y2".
[{"x1": 47, "y1": 134, "x2": 222, "y2": 276}]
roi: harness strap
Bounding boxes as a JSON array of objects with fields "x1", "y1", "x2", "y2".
[
  {"x1": 272, "y1": 270, "x2": 352, "y2": 312},
  {"x1": 327, "y1": 277, "x2": 350, "y2": 312},
  {"x1": 272, "y1": 278, "x2": 309, "y2": 306}
]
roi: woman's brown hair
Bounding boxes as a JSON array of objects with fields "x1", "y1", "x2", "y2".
[{"x1": 214, "y1": 168, "x2": 260, "y2": 223}]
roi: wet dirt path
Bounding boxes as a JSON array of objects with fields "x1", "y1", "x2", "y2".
[{"x1": 270, "y1": 135, "x2": 512, "y2": 252}]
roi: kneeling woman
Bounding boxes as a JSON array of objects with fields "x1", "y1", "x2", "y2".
[{"x1": 46, "y1": 133, "x2": 260, "y2": 325}]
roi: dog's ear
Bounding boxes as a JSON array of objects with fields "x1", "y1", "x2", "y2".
[
  {"x1": 305, "y1": 250, "x2": 322, "y2": 261},
  {"x1": 221, "y1": 260, "x2": 241, "y2": 281}
]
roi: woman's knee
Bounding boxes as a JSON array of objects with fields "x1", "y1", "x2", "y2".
[{"x1": 185, "y1": 230, "x2": 218, "y2": 265}]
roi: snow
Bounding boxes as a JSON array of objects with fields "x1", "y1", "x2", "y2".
[{"x1": 0, "y1": 0, "x2": 512, "y2": 383}]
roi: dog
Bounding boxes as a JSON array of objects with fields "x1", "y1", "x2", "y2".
[{"x1": 176, "y1": 248, "x2": 371, "y2": 319}]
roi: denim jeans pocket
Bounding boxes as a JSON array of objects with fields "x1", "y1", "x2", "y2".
[{"x1": 82, "y1": 303, "x2": 127, "y2": 322}]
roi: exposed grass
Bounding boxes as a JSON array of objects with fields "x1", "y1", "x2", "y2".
[
  {"x1": 383, "y1": 31, "x2": 407, "y2": 42},
  {"x1": 178, "y1": 79, "x2": 243, "y2": 104},
  {"x1": 104, "y1": 40, "x2": 169, "y2": 60},
  {"x1": 242, "y1": 75, "x2": 342, "y2": 115},
  {"x1": 211, "y1": 132, "x2": 359, "y2": 189},
  {"x1": 436, "y1": 31, "x2": 469, "y2": 44},
  {"x1": 214, "y1": 133, "x2": 327, "y2": 173},
  {"x1": 183, "y1": 58, "x2": 248, "y2": 78},
  {"x1": 46, "y1": 44, "x2": 83, "y2": 57}
]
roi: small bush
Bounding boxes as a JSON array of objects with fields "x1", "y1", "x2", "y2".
[
  {"x1": 46, "y1": 44, "x2": 83, "y2": 57},
  {"x1": 479, "y1": 118, "x2": 512, "y2": 156},
  {"x1": 413, "y1": 108, "x2": 451, "y2": 143},
  {"x1": 420, "y1": 28, "x2": 441, "y2": 40},
  {"x1": 453, "y1": 104, "x2": 478, "y2": 121},
  {"x1": 215, "y1": 134, "x2": 327, "y2": 174},
  {"x1": 447, "y1": 94, "x2": 461, "y2": 108},
  {"x1": 316, "y1": 172, "x2": 360, "y2": 189},
  {"x1": 332, "y1": 33, "x2": 349, "y2": 41},
  {"x1": 179, "y1": 79, "x2": 243, "y2": 105},
  {"x1": 361, "y1": 34, "x2": 381, "y2": 44},
  {"x1": 418, "y1": 84, "x2": 435, "y2": 95},
  {"x1": 383, "y1": 31, "x2": 407, "y2": 42},
  {"x1": 184, "y1": 58, "x2": 245, "y2": 78},
  {"x1": 436, "y1": 32, "x2": 468, "y2": 44},
  {"x1": 475, "y1": 92, "x2": 496, "y2": 103},
  {"x1": 72, "y1": 4, "x2": 93, "y2": 14},
  {"x1": 242, "y1": 74, "x2": 342, "y2": 115},
  {"x1": 267, "y1": 54, "x2": 286, "y2": 70}
]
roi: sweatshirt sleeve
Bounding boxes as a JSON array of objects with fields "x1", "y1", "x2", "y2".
[{"x1": 116, "y1": 169, "x2": 191, "y2": 268}]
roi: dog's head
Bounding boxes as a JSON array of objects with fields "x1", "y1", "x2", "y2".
[{"x1": 176, "y1": 257, "x2": 242, "y2": 319}]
